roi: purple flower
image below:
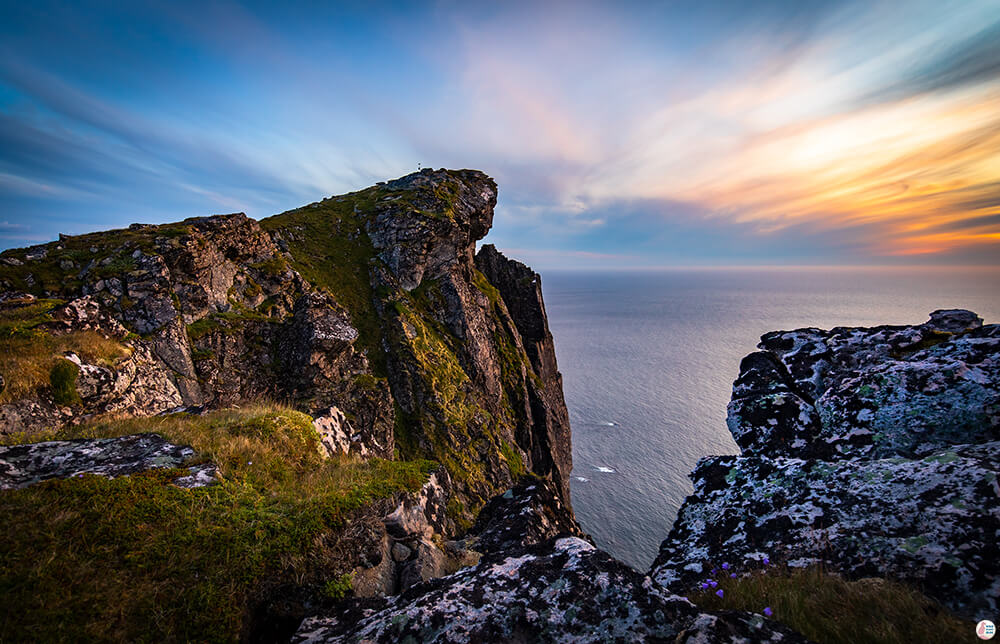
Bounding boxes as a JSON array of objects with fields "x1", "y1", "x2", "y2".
[
  {"x1": 730, "y1": 573, "x2": 737, "y2": 578},
  {"x1": 721, "y1": 563, "x2": 729, "y2": 570},
  {"x1": 700, "y1": 583, "x2": 710, "y2": 590},
  {"x1": 716, "y1": 589, "x2": 724, "y2": 598},
  {"x1": 711, "y1": 568, "x2": 717, "y2": 574},
  {"x1": 709, "y1": 580, "x2": 718, "y2": 588},
  {"x1": 763, "y1": 607, "x2": 773, "y2": 617},
  {"x1": 763, "y1": 556, "x2": 770, "y2": 566}
]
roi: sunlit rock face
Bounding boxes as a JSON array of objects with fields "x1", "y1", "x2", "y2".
[{"x1": 652, "y1": 310, "x2": 1000, "y2": 621}]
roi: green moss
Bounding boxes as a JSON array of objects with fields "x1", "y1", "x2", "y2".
[
  {"x1": 500, "y1": 440, "x2": 526, "y2": 478},
  {"x1": 0, "y1": 406, "x2": 438, "y2": 642},
  {"x1": 243, "y1": 278, "x2": 262, "y2": 297},
  {"x1": 471, "y1": 268, "x2": 501, "y2": 306},
  {"x1": 49, "y1": 359, "x2": 80, "y2": 405},
  {"x1": 0, "y1": 298, "x2": 65, "y2": 337},
  {"x1": 190, "y1": 347, "x2": 215, "y2": 361},
  {"x1": 186, "y1": 317, "x2": 222, "y2": 340},
  {"x1": 352, "y1": 373, "x2": 381, "y2": 390},
  {"x1": 95, "y1": 255, "x2": 137, "y2": 278},
  {"x1": 186, "y1": 309, "x2": 269, "y2": 341},
  {"x1": 322, "y1": 573, "x2": 354, "y2": 601},
  {"x1": 446, "y1": 497, "x2": 472, "y2": 533},
  {"x1": 250, "y1": 255, "x2": 288, "y2": 277}
]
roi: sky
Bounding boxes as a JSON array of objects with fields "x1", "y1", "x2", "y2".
[{"x1": 1, "y1": 0, "x2": 999, "y2": 269}]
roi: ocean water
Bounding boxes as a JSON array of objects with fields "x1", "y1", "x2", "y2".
[{"x1": 542, "y1": 267, "x2": 1000, "y2": 572}]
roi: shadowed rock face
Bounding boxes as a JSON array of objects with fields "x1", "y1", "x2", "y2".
[
  {"x1": 476, "y1": 244, "x2": 573, "y2": 504},
  {"x1": 652, "y1": 310, "x2": 1000, "y2": 621}
]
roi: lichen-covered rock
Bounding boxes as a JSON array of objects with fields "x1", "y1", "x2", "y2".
[
  {"x1": 0, "y1": 433, "x2": 217, "y2": 490},
  {"x1": 815, "y1": 325, "x2": 999, "y2": 459},
  {"x1": 726, "y1": 351, "x2": 826, "y2": 458},
  {"x1": 366, "y1": 169, "x2": 497, "y2": 291},
  {"x1": 654, "y1": 311, "x2": 1000, "y2": 622},
  {"x1": 312, "y1": 406, "x2": 389, "y2": 459},
  {"x1": 731, "y1": 311, "x2": 998, "y2": 460},
  {"x1": 293, "y1": 536, "x2": 807, "y2": 644}
]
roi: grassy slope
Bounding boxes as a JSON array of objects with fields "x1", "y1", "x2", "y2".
[
  {"x1": 0, "y1": 222, "x2": 191, "y2": 298},
  {"x1": 0, "y1": 406, "x2": 436, "y2": 642}
]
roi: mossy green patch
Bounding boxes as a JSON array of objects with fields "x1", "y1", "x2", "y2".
[
  {"x1": 322, "y1": 573, "x2": 354, "y2": 601},
  {"x1": 0, "y1": 405, "x2": 438, "y2": 642},
  {"x1": 500, "y1": 440, "x2": 526, "y2": 478},
  {"x1": 186, "y1": 309, "x2": 270, "y2": 341}
]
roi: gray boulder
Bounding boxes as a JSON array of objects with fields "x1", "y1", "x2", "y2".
[{"x1": 0, "y1": 433, "x2": 217, "y2": 490}]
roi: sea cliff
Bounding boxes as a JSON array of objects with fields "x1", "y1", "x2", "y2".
[{"x1": 1, "y1": 170, "x2": 994, "y2": 642}]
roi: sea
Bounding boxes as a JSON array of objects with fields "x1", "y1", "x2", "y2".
[{"x1": 542, "y1": 266, "x2": 1000, "y2": 572}]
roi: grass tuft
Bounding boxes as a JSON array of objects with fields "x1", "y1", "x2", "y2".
[{"x1": 49, "y1": 359, "x2": 81, "y2": 405}]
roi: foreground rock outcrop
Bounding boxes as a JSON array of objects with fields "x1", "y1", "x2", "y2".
[
  {"x1": 651, "y1": 310, "x2": 999, "y2": 621},
  {"x1": 293, "y1": 482, "x2": 806, "y2": 644}
]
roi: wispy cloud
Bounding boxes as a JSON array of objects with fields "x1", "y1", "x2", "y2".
[{"x1": 0, "y1": 0, "x2": 998, "y2": 264}]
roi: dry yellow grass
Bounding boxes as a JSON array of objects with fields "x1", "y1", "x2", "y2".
[{"x1": 0, "y1": 298, "x2": 128, "y2": 404}]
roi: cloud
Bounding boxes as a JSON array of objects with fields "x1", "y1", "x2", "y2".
[{"x1": 862, "y1": 19, "x2": 1000, "y2": 105}]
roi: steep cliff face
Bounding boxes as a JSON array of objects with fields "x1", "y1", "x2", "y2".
[
  {"x1": 475, "y1": 244, "x2": 572, "y2": 502},
  {"x1": 0, "y1": 168, "x2": 571, "y2": 524}
]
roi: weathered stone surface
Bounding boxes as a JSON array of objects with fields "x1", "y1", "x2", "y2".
[
  {"x1": 650, "y1": 443, "x2": 1000, "y2": 619},
  {"x1": 0, "y1": 433, "x2": 217, "y2": 490},
  {"x1": 384, "y1": 470, "x2": 451, "y2": 539},
  {"x1": 654, "y1": 311, "x2": 1000, "y2": 622},
  {"x1": 462, "y1": 479, "x2": 586, "y2": 556},
  {"x1": 366, "y1": 169, "x2": 497, "y2": 291},
  {"x1": 312, "y1": 406, "x2": 387, "y2": 459},
  {"x1": 293, "y1": 536, "x2": 806, "y2": 644}
]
